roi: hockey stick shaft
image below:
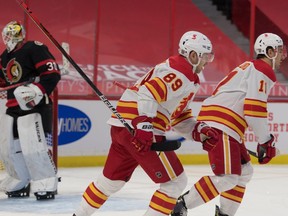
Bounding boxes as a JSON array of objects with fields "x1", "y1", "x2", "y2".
[
  {"x1": 114, "y1": 81, "x2": 128, "y2": 90},
  {"x1": 17, "y1": 0, "x2": 132, "y2": 132},
  {"x1": 247, "y1": 149, "x2": 258, "y2": 158},
  {"x1": 0, "y1": 79, "x2": 34, "y2": 92},
  {"x1": 247, "y1": 148, "x2": 280, "y2": 159},
  {"x1": 16, "y1": 0, "x2": 181, "y2": 151}
]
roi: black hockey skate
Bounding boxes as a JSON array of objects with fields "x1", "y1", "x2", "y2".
[
  {"x1": 170, "y1": 191, "x2": 188, "y2": 216},
  {"x1": 34, "y1": 191, "x2": 56, "y2": 200},
  {"x1": 215, "y1": 205, "x2": 229, "y2": 216},
  {"x1": 6, "y1": 183, "x2": 30, "y2": 198}
]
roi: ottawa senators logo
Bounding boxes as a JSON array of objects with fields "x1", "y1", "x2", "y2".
[{"x1": 4, "y1": 58, "x2": 22, "y2": 83}]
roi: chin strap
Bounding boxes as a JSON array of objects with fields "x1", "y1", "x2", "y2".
[
  {"x1": 186, "y1": 55, "x2": 201, "y2": 73},
  {"x1": 265, "y1": 48, "x2": 278, "y2": 70},
  {"x1": 268, "y1": 55, "x2": 277, "y2": 70},
  {"x1": 272, "y1": 58, "x2": 276, "y2": 70}
]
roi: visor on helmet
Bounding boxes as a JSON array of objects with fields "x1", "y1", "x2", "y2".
[
  {"x1": 199, "y1": 52, "x2": 215, "y2": 63},
  {"x1": 279, "y1": 45, "x2": 287, "y2": 60}
]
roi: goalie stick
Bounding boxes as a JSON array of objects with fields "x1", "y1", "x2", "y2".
[
  {"x1": 16, "y1": 0, "x2": 181, "y2": 152},
  {"x1": 0, "y1": 78, "x2": 35, "y2": 93}
]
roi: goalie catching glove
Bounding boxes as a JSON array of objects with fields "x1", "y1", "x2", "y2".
[
  {"x1": 13, "y1": 83, "x2": 44, "y2": 110},
  {"x1": 131, "y1": 116, "x2": 154, "y2": 152},
  {"x1": 257, "y1": 134, "x2": 276, "y2": 164},
  {"x1": 192, "y1": 122, "x2": 219, "y2": 151}
]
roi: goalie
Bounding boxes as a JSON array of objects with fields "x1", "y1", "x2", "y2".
[{"x1": 0, "y1": 21, "x2": 61, "y2": 200}]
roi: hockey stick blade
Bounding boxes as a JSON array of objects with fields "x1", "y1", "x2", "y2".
[{"x1": 151, "y1": 140, "x2": 181, "y2": 151}]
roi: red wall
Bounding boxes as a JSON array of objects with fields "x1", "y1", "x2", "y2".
[
  {"x1": 1, "y1": 0, "x2": 249, "y2": 98},
  {"x1": 232, "y1": 0, "x2": 288, "y2": 79}
]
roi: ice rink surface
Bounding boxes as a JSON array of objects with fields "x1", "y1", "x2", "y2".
[{"x1": 0, "y1": 164, "x2": 288, "y2": 216}]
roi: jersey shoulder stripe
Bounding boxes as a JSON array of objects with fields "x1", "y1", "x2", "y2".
[
  {"x1": 252, "y1": 59, "x2": 276, "y2": 82},
  {"x1": 168, "y1": 55, "x2": 200, "y2": 84}
]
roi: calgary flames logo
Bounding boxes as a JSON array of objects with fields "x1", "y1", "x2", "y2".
[
  {"x1": 4, "y1": 58, "x2": 22, "y2": 83},
  {"x1": 171, "y1": 92, "x2": 194, "y2": 120}
]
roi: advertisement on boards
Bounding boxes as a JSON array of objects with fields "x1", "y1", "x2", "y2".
[
  {"x1": 57, "y1": 100, "x2": 288, "y2": 157},
  {"x1": 0, "y1": 99, "x2": 287, "y2": 156},
  {"x1": 58, "y1": 100, "x2": 114, "y2": 156}
]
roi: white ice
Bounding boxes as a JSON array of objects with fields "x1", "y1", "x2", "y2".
[{"x1": 1, "y1": 165, "x2": 288, "y2": 216}]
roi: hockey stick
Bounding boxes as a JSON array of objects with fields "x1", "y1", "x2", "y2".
[
  {"x1": 16, "y1": 0, "x2": 181, "y2": 152},
  {"x1": 247, "y1": 148, "x2": 280, "y2": 159},
  {"x1": 0, "y1": 79, "x2": 34, "y2": 93},
  {"x1": 247, "y1": 149, "x2": 258, "y2": 158},
  {"x1": 114, "y1": 81, "x2": 129, "y2": 90}
]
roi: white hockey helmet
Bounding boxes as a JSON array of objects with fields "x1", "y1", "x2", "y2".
[
  {"x1": 178, "y1": 31, "x2": 214, "y2": 63},
  {"x1": 254, "y1": 33, "x2": 283, "y2": 55},
  {"x1": 254, "y1": 33, "x2": 287, "y2": 69},
  {"x1": 2, "y1": 21, "x2": 26, "y2": 53}
]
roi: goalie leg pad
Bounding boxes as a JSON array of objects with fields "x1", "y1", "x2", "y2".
[
  {"x1": 17, "y1": 113, "x2": 58, "y2": 193},
  {"x1": 0, "y1": 114, "x2": 30, "y2": 192}
]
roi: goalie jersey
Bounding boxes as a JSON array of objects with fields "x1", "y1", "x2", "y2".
[
  {"x1": 0, "y1": 41, "x2": 61, "y2": 108},
  {"x1": 107, "y1": 55, "x2": 200, "y2": 137},
  {"x1": 197, "y1": 59, "x2": 276, "y2": 144}
]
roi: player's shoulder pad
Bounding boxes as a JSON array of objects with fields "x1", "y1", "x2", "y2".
[
  {"x1": 23, "y1": 41, "x2": 42, "y2": 48},
  {"x1": 24, "y1": 41, "x2": 46, "y2": 47},
  {"x1": 168, "y1": 55, "x2": 200, "y2": 84},
  {"x1": 34, "y1": 41, "x2": 44, "y2": 46},
  {"x1": 25, "y1": 41, "x2": 49, "y2": 53}
]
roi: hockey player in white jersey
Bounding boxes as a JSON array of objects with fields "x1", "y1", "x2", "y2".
[
  {"x1": 73, "y1": 31, "x2": 218, "y2": 216},
  {"x1": 171, "y1": 33, "x2": 287, "y2": 216}
]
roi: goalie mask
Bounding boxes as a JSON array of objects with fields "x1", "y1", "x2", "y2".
[
  {"x1": 178, "y1": 31, "x2": 214, "y2": 72},
  {"x1": 2, "y1": 21, "x2": 26, "y2": 53}
]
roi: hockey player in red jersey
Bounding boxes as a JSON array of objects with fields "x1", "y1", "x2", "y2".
[
  {"x1": 0, "y1": 21, "x2": 61, "y2": 200},
  {"x1": 171, "y1": 33, "x2": 287, "y2": 216},
  {"x1": 73, "y1": 31, "x2": 218, "y2": 216}
]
